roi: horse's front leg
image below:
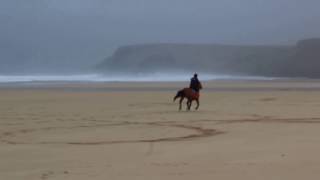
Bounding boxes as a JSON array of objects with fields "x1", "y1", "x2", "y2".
[
  {"x1": 195, "y1": 99, "x2": 200, "y2": 110},
  {"x1": 179, "y1": 97, "x2": 184, "y2": 111},
  {"x1": 187, "y1": 99, "x2": 192, "y2": 111}
]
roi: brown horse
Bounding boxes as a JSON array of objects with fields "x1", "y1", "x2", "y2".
[{"x1": 173, "y1": 88, "x2": 200, "y2": 111}]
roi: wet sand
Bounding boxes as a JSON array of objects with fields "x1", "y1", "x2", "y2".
[{"x1": 1, "y1": 80, "x2": 320, "y2": 179}]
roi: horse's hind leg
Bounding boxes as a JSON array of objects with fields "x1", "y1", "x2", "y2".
[
  {"x1": 179, "y1": 97, "x2": 184, "y2": 111},
  {"x1": 195, "y1": 99, "x2": 200, "y2": 110}
]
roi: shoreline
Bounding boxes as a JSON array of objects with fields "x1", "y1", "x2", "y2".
[{"x1": 1, "y1": 79, "x2": 320, "y2": 92}]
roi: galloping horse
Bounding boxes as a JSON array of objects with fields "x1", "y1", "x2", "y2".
[{"x1": 173, "y1": 83, "x2": 202, "y2": 111}]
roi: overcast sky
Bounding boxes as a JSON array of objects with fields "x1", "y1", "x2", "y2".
[{"x1": 1, "y1": 0, "x2": 320, "y2": 72}]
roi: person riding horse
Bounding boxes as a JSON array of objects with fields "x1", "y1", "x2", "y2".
[
  {"x1": 173, "y1": 73, "x2": 203, "y2": 110},
  {"x1": 189, "y1": 73, "x2": 202, "y2": 98}
]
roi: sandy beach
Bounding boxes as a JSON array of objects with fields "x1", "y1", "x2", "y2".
[{"x1": 1, "y1": 80, "x2": 320, "y2": 180}]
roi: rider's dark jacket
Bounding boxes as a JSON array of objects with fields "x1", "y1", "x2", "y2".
[{"x1": 189, "y1": 77, "x2": 201, "y2": 92}]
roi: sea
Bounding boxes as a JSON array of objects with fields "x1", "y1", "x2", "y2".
[{"x1": 0, "y1": 73, "x2": 275, "y2": 83}]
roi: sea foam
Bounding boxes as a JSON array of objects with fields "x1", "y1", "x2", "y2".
[{"x1": 0, "y1": 73, "x2": 275, "y2": 83}]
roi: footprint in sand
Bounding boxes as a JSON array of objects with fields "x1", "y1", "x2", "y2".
[
  {"x1": 41, "y1": 171, "x2": 54, "y2": 180},
  {"x1": 260, "y1": 97, "x2": 277, "y2": 102},
  {"x1": 151, "y1": 162, "x2": 189, "y2": 167},
  {"x1": 41, "y1": 170, "x2": 69, "y2": 180}
]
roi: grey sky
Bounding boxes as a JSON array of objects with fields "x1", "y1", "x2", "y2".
[{"x1": 1, "y1": 0, "x2": 320, "y2": 72}]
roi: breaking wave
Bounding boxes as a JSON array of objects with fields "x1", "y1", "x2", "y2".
[{"x1": 0, "y1": 73, "x2": 276, "y2": 83}]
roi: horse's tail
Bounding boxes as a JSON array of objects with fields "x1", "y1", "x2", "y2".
[{"x1": 173, "y1": 90, "x2": 184, "y2": 102}]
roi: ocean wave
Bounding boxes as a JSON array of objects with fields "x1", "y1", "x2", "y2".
[{"x1": 0, "y1": 73, "x2": 275, "y2": 83}]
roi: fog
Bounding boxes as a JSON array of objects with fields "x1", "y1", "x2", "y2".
[{"x1": 1, "y1": 0, "x2": 320, "y2": 75}]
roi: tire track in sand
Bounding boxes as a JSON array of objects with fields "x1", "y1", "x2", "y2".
[
  {"x1": 0, "y1": 121, "x2": 223, "y2": 145},
  {"x1": 2, "y1": 117, "x2": 320, "y2": 145}
]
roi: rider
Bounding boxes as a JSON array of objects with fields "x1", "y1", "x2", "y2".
[{"x1": 189, "y1": 73, "x2": 202, "y2": 94}]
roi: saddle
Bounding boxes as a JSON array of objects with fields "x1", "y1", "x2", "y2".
[{"x1": 191, "y1": 89, "x2": 200, "y2": 99}]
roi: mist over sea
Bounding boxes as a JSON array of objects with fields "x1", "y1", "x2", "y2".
[{"x1": 0, "y1": 73, "x2": 275, "y2": 83}]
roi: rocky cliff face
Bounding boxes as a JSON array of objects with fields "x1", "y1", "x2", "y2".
[
  {"x1": 279, "y1": 39, "x2": 320, "y2": 78},
  {"x1": 98, "y1": 38, "x2": 320, "y2": 78}
]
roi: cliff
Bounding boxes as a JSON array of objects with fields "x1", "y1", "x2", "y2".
[
  {"x1": 278, "y1": 39, "x2": 320, "y2": 78},
  {"x1": 97, "y1": 38, "x2": 320, "y2": 78}
]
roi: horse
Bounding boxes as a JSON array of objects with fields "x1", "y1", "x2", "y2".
[{"x1": 173, "y1": 88, "x2": 200, "y2": 111}]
